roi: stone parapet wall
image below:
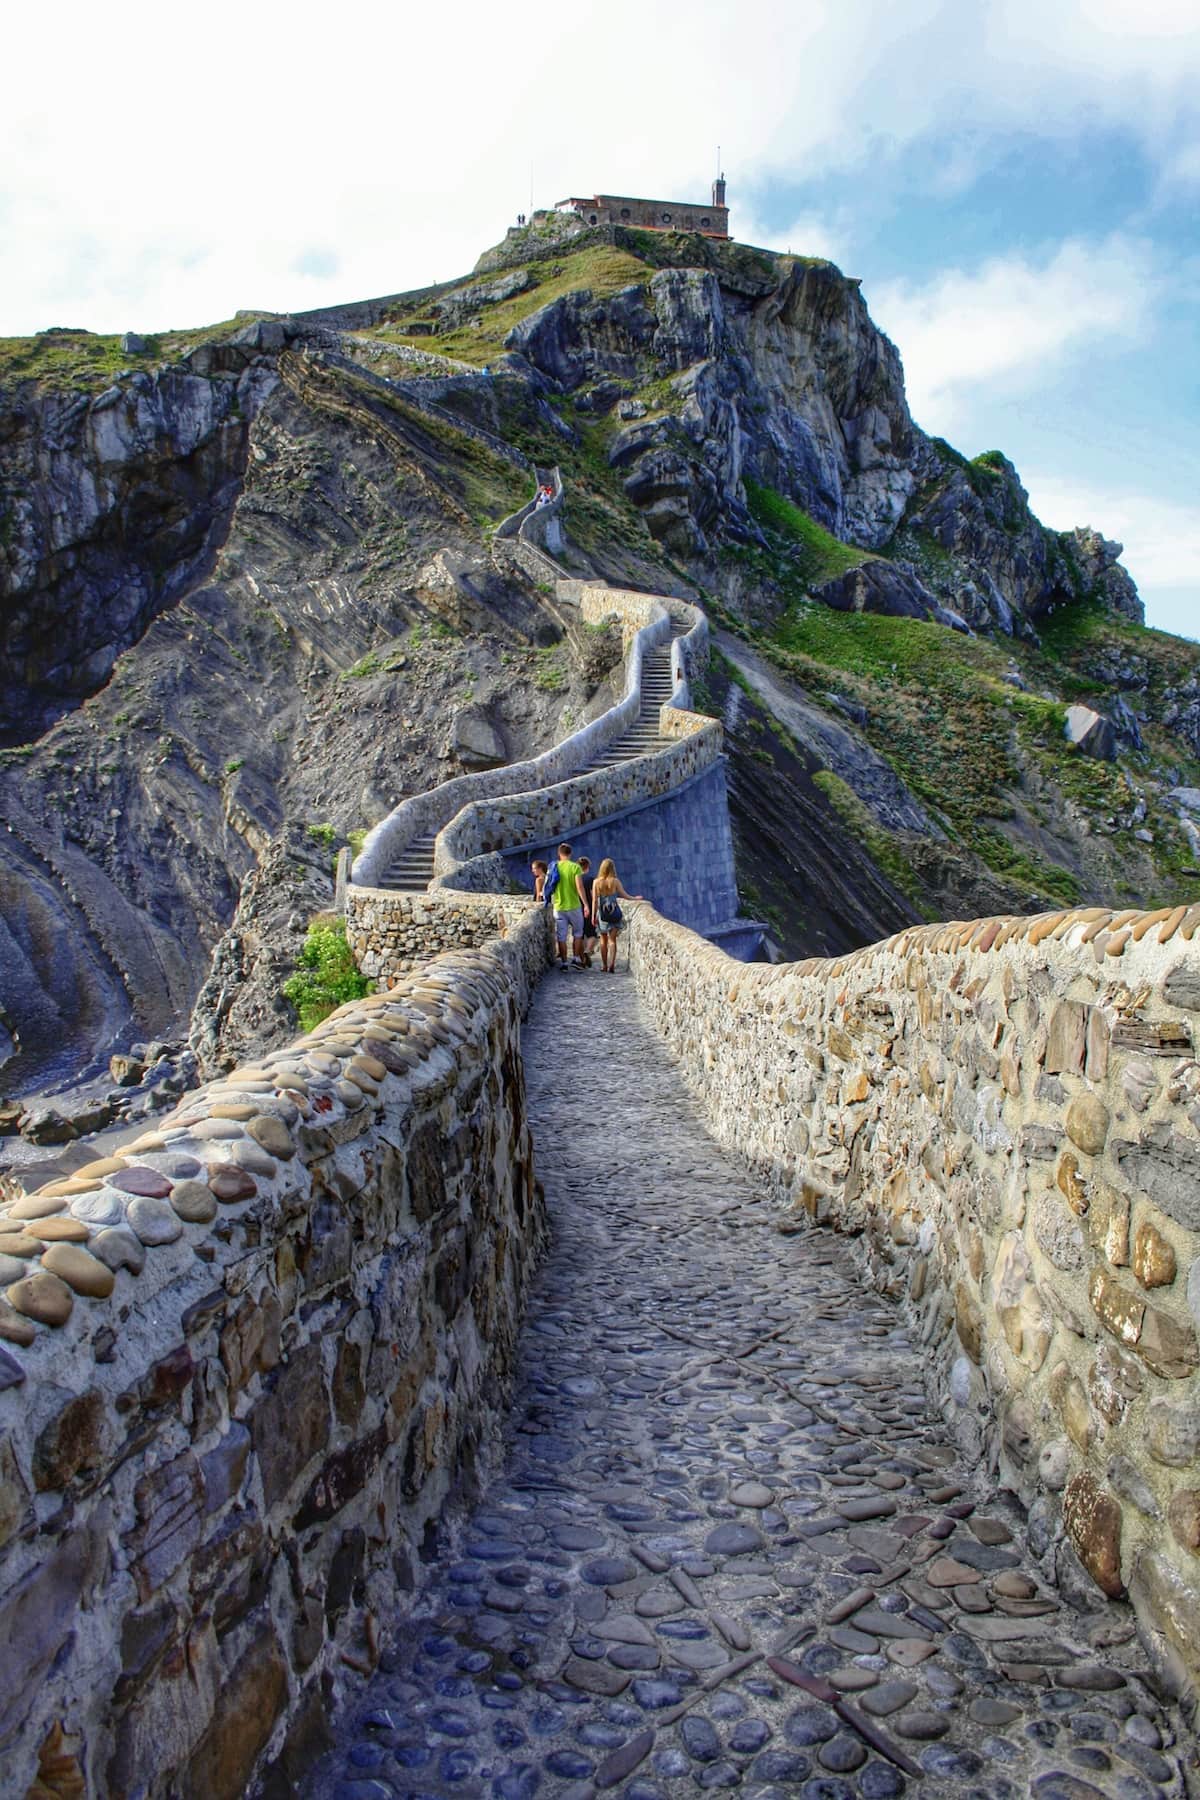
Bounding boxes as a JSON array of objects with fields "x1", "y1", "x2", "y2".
[
  {"x1": 351, "y1": 575, "x2": 672, "y2": 889},
  {"x1": 0, "y1": 915, "x2": 549, "y2": 1798},
  {"x1": 345, "y1": 888, "x2": 547, "y2": 980},
  {"x1": 667, "y1": 599, "x2": 710, "y2": 713},
  {"x1": 498, "y1": 760, "x2": 739, "y2": 933},
  {"x1": 435, "y1": 712, "x2": 721, "y2": 873},
  {"x1": 628, "y1": 899, "x2": 1200, "y2": 1701}
]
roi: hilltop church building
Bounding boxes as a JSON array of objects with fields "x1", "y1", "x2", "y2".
[{"x1": 558, "y1": 176, "x2": 729, "y2": 240}]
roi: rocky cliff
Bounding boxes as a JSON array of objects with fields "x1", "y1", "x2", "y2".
[
  {"x1": 0, "y1": 332, "x2": 615, "y2": 1107},
  {"x1": 1, "y1": 223, "x2": 1196, "y2": 1122}
]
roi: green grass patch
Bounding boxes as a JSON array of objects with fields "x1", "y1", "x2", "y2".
[
  {"x1": 0, "y1": 316, "x2": 255, "y2": 394},
  {"x1": 745, "y1": 480, "x2": 875, "y2": 589},
  {"x1": 342, "y1": 651, "x2": 386, "y2": 680},
  {"x1": 969, "y1": 829, "x2": 1082, "y2": 905},
  {"x1": 370, "y1": 245, "x2": 651, "y2": 367},
  {"x1": 762, "y1": 606, "x2": 1087, "y2": 899},
  {"x1": 813, "y1": 770, "x2": 925, "y2": 903},
  {"x1": 533, "y1": 648, "x2": 567, "y2": 692},
  {"x1": 282, "y1": 918, "x2": 371, "y2": 1031}
]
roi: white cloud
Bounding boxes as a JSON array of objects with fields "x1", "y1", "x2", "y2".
[
  {"x1": 4, "y1": 0, "x2": 1200, "y2": 333},
  {"x1": 1025, "y1": 475, "x2": 1200, "y2": 600},
  {"x1": 868, "y1": 238, "x2": 1157, "y2": 430},
  {"x1": 1158, "y1": 141, "x2": 1200, "y2": 192},
  {"x1": 737, "y1": 210, "x2": 848, "y2": 265}
]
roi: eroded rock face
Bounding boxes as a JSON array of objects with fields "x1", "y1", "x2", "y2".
[
  {"x1": 0, "y1": 362, "x2": 267, "y2": 743},
  {"x1": 505, "y1": 248, "x2": 1142, "y2": 635},
  {"x1": 0, "y1": 349, "x2": 589, "y2": 1089}
]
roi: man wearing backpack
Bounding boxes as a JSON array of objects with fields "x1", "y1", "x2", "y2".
[{"x1": 542, "y1": 842, "x2": 588, "y2": 969}]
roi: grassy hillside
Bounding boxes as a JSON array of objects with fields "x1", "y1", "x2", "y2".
[
  {"x1": 753, "y1": 598, "x2": 1200, "y2": 908},
  {"x1": 361, "y1": 245, "x2": 652, "y2": 367},
  {"x1": 0, "y1": 319, "x2": 257, "y2": 394}
]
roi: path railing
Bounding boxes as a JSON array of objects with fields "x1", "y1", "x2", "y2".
[{"x1": 351, "y1": 472, "x2": 713, "y2": 892}]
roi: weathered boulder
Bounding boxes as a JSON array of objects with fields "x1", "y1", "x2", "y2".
[
  {"x1": 812, "y1": 560, "x2": 939, "y2": 620},
  {"x1": 1064, "y1": 704, "x2": 1119, "y2": 761},
  {"x1": 452, "y1": 711, "x2": 506, "y2": 769}
]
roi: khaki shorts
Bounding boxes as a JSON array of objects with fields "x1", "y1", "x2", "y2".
[{"x1": 554, "y1": 907, "x2": 584, "y2": 943}]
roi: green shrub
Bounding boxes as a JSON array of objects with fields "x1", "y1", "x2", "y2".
[
  {"x1": 534, "y1": 648, "x2": 566, "y2": 692},
  {"x1": 282, "y1": 918, "x2": 371, "y2": 1032},
  {"x1": 342, "y1": 651, "x2": 383, "y2": 680},
  {"x1": 744, "y1": 480, "x2": 875, "y2": 588},
  {"x1": 307, "y1": 822, "x2": 336, "y2": 849}
]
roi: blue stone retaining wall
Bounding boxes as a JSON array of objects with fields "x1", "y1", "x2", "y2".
[{"x1": 500, "y1": 760, "x2": 739, "y2": 938}]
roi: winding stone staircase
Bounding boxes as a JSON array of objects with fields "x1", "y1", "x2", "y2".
[{"x1": 377, "y1": 643, "x2": 679, "y2": 891}]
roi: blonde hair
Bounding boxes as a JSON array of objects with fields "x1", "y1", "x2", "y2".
[{"x1": 597, "y1": 858, "x2": 616, "y2": 880}]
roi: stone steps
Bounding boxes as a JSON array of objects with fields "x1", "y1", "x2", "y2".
[{"x1": 376, "y1": 641, "x2": 676, "y2": 891}]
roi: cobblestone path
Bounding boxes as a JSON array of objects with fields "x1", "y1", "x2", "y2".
[{"x1": 310, "y1": 971, "x2": 1188, "y2": 1800}]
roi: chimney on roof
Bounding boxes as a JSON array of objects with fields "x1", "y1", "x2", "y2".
[{"x1": 712, "y1": 172, "x2": 726, "y2": 208}]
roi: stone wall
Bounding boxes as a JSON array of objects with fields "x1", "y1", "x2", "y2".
[
  {"x1": 0, "y1": 914, "x2": 549, "y2": 1798},
  {"x1": 628, "y1": 899, "x2": 1200, "y2": 1703},
  {"x1": 497, "y1": 760, "x2": 740, "y2": 935},
  {"x1": 435, "y1": 710, "x2": 720, "y2": 873},
  {"x1": 345, "y1": 889, "x2": 547, "y2": 981},
  {"x1": 351, "y1": 579, "x2": 677, "y2": 889}
]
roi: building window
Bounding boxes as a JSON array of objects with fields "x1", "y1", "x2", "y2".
[
  {"x1": 589, "y1": 213, "x2": 597, "y2": 225},
  {"x1": 620, "y1": 207, "x2": 630, "y2": 219},
  {"x1": 661, "y1": 211, "x2": 672, "y2": 224},
  {"x1": 701, "y1": 217, "x2": 710, "y2": 228}
]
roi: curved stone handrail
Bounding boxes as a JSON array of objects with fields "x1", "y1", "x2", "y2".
[
  {"x1": 352, "y1": 459, "x2": 710, "y2": 891},
  {"x1": 351, "y1": 586, "x2": 676, "y2": 887},
  {"x1": 434, "y1": 708, "x2": 720, "y2": 875},
  {"x1": 422, "y1": 580, "x2": 712, "y2": 881},
  {"x1": 626, "y1": 895, "x2": 1200, "y2": 1698},
  {"x1": 493, "y1": 462, "x2": 563, "y2": 540},
  {"x1": 667, "y1": 601, "x2": 709, "y2": 713}
]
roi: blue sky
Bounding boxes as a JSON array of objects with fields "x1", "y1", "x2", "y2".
[{"x1": 3, "y1": 0, "x2": 1197, "y2": 635}]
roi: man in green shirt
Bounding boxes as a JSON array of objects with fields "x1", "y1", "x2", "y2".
[{"x1": 543, "y1": 841, "x2": 588, "y2": 968}]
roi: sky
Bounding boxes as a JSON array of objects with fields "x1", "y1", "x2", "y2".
[{"x1": 4, "y1": 0, "x2": 1197, "y2": 637}]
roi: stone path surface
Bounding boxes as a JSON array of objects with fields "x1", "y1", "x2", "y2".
[{"x1": 309, "y1": 971, "x2": 1188, "y2": 1800}]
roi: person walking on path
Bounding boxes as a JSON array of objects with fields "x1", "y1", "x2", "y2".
[
  {"x1": 543, "y1": 842, "x2": 588, "y2": 968},
  {"x1": 577, "y1": 856, "x2": 597, "y2": 967},
  {"x1": 530, "y1": 859, "x2": 548, "y2": 902},
  {"x1": 591, "y1": 857, "x2": 641, "y2": 973}
]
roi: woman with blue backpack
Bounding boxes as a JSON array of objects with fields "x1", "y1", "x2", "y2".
[{"x1": 591, "y1": 858, "x2": 641, "y2": 973}]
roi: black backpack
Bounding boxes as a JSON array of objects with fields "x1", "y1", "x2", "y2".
[{"x1": 598, "y1": 893, "x2": 623, "y2": 926}]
